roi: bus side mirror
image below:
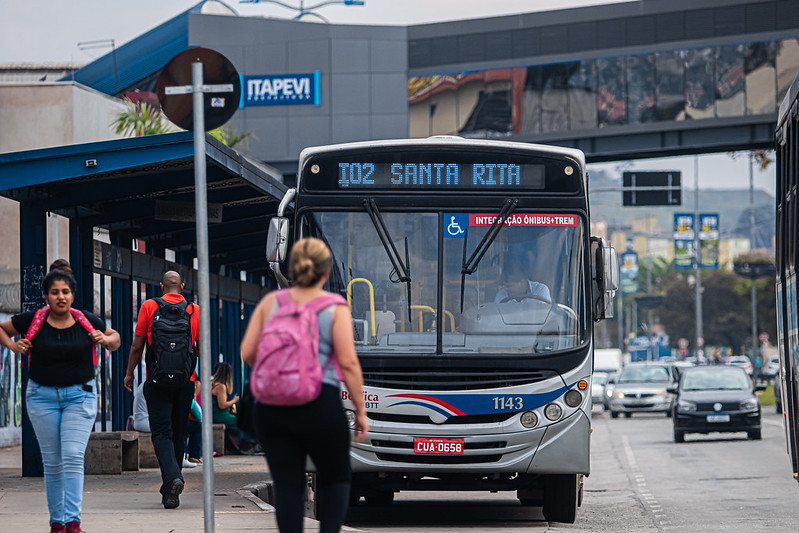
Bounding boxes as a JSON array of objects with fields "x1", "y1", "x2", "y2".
[
  {"x1": 591, "y1": 237, "x2": 618, "y2": 320},
  {"x1": 604, "y1": 245, "x2": 619, "y2": 292},
  {"x1": 266, "y1": 217, "x2": 289, "y2": 263}
]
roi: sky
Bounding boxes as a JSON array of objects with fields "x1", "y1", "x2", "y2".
[{"x1": 0, "y1": 0, "x2": 778, "y2": 195}]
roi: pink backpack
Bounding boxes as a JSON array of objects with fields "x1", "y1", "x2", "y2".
[
  {"x1": 250, "y1": 290, "x2": 346, "y2": 406},
  {"x1": 25, "y1": 306, "x2": 98, "y2": 365}
]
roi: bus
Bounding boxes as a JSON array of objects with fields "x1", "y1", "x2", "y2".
[
  {"x1": 265, "y1": 137, "x2": 619, "y2": 523},
  {"x1": 776, "y1": 72, "x2": 799, "y2": 484}
]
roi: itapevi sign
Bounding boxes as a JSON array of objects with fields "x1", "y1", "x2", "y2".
[{"x1": 242, "y1": 71, "x2": 320, "y2": 107}]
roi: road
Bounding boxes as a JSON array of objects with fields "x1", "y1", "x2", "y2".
[{"x1": 342, "y1": 408, "x2": 799, "y2": 532}]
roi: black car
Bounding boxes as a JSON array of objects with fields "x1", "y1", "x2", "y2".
[{"x1": 669, "y1": 366, "x2": 764, "y2": 443}]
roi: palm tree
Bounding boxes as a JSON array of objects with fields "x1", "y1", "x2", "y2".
[
  {"x1": 209, "y1": 125, "x2": 254, "y2": 149},
  {"x1": 111, "y1": 98, "x2": 175, "y2": 137}
]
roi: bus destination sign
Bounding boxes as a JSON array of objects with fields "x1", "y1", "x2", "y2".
[
  {"x1": 300, "y1": 148, "x2": 582, "y2": 194},
  {"x1": 334, "y1": 162, "x2": 545, "y2": 190}
]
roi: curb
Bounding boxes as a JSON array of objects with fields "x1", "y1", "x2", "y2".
[{"x1": 241, "y1": 481, "x2": 276, "y2": 512}]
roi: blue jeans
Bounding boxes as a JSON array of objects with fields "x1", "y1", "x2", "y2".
[
  {"x1": 185, "y1": 419, "x2": 202, "y2": 459},
  {"x1": 26, "y1": 379, "x2": 97, "y2": 526}
]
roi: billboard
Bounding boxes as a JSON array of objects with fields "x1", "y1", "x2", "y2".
[
  {"x1": 698, "y1": 213, "x2": 719, "y2": 269},
  {"x1": 673, "y1": 213, "x2": 695, "y2": 268},
  {"x1": 620, "y1": 251, "x2": 639, "y2": 294}
]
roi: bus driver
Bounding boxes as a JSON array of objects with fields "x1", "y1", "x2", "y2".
[{"x1": 494, "y1": 261, "x2": 551, "y2": 303}]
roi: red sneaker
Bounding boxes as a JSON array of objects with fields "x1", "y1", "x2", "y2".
[
  {"x1": 50, "y1": 523, "x2": 65, "y2": 533},
  {"x1": 64, "y1": 521, "x2": 84, "y2": 533}
]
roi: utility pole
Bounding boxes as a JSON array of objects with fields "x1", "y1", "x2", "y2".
[
  {"x1": 694, "y1": 156, "x2": 704, "y2": 359},
  {"x1": 749, "y1": 152, "x2": 759, "y2": 377}
]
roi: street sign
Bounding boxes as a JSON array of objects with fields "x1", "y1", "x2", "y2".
[
  {"x1": 156, "y1": 48, "x2": 243, "y2": 533},
  {"x1": 157, "y1": 48, "x2": 241, "y2": 131},
  {"x1": 622, "y1": 171, "x2": 681, "y2": 206}
]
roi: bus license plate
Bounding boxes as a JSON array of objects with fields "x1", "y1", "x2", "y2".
[
  {"x1": 706, "y1": 414, "x2": 730, "y2": 423},
  {"x1": 413, "y1": 437, "x2": 464, "y2": 455}
]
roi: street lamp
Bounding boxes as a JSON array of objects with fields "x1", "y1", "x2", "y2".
[{"x1": 241, "y1": 0, "x2": 364, "y2": 22}]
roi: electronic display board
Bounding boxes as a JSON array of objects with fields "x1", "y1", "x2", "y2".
[{"x1": 300, "y1": 148, "x2": 581, "y2": 193}]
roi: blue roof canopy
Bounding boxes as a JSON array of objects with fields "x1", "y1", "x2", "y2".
[{"x1": 0, "y1": 132, "x2": 286, "y2": 273}]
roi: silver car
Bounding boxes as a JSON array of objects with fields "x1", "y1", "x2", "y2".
[
  {"x1": 609, "y1": 362, "x2": 674, "y2": 418},
  {"x1": 592, "y1": 372, "x2": 609, "y2": 409}
]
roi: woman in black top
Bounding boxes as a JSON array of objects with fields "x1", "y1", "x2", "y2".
[{"x1": 0, "y1": 269, "x2": 120, "y2": 533}]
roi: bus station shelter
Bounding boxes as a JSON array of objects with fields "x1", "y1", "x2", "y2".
[{"x1": 0, "y1": 131, "x2": 288, "y2": 475}]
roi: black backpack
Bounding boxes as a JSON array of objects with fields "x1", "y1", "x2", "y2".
[{"x1": 149, "y1": 297, "x2": 195, "y2": 387}]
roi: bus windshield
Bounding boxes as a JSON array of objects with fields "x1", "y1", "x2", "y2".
[{"x1": 304, "y1": 209, "x2": 587, "y2": 355}]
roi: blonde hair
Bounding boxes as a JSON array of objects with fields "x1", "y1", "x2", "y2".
[{"x1": 289, "y1": 237, "x2": 332, "y2": 287}]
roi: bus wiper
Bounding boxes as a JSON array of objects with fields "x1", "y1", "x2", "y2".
[
  {"x1": 363, "y1": 199, "x2": 413, "y2": 322},
  {"x1": 459, "y1": 199, "x2": 518, "y2": 312}
]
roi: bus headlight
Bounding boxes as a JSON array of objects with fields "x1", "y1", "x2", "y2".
[
  {"x1": 345, "y1": 409, "x2": 356, "y2": 428},
  {"x1": 564, "y1": 389, "x2": 582, "y2": 407},
  {"x1": 520, "y1": 411, "x2": 538, "y2": 428},
  {"x1": 544, "y1": 403, "x2": 563, "y2": 421},
  {"x1": 676, "y1": 400, "x2": 696, "y2": 413}
]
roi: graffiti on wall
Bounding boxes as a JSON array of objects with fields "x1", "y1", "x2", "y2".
[{"x1": 0, "y1": 347, "x2": 22, "y2": 429}]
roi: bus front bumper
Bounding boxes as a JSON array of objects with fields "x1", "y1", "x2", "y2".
[{"x1": 348, "y1": 409, "x2": 590, "y2": 476}]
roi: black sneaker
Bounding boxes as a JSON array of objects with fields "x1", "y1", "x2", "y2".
[{"x1": 162, "y1": 478, "x2": 184, "y2": 509}]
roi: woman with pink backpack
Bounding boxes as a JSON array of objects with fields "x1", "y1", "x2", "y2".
[
  {"x1": 0, "y1": 264, "x2": 121, "y2": 533},
  {"x1": 241, "y1": 237, "x2": 368, "y2": 533}
]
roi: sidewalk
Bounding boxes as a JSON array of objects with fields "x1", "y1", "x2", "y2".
[{"x1": 0, "y1": 444, "x2": 320, "y2": 532}]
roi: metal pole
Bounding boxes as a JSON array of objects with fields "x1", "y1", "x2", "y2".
[
  {"x1": 694, "y1": 156, "x2": 703, "y2": 360},
  {"x1": 193, "y1": 62, "x2": 215, "y2": 533},
  {"x1": 647, "y1": 219, "x2": 653, "y2": 358},
  {"x1": 617, "y1": 290, "x2": 623, "y2": 351},
  {"x1": 749, "y1": 153, "x2": 758, "y2": 377}
]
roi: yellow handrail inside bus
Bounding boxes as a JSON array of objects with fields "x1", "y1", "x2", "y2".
[
  {"x1": 346, "y1": 278, "x2": 376, "y2": 337},
  {"x1": 410, "y1": 305, "x2": 455, "y2": 333}
]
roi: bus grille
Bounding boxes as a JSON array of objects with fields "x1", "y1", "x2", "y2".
[
  {"x1": 368, "y1": 412, "x2": 516, "y2": 425},
  {"x1": 374, "y1": 453, "x2": 502, "y2": 464},
  {"x1": 362, "y1": 369, "x2": 556, "y2": 390}
]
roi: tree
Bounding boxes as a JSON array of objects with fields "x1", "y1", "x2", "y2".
[
  {"x1": 654, "y1": 270, "x2": 750, "y2": 350},
  {"x1": 110, "y1": 98, "x2": 175, "y2": 137},
  {"x1": 701, "y1": 271, "x2": 751, "y2": 349},
  {"x1": 208, "y1": 126, "x2": 254, "y2": 149}
]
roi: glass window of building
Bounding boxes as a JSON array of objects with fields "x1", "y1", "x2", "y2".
[
  {"x1": 567, "y1": 61, "x2": 597, "y2": 130},
  {"x1": 685, "y1": 48, "x2": 715, "y2": 120},
  {"x1": 626, "y1": 55, "x2": 656, "y2": 124},
  {"x1": 521, "y1": 66, "x2": 543, "y2": 134},
  {"x1": 541, "y1": 63, "x2": 571, "y2": 133},
  {"x1": 407, "y1": 76, "x2": 460, "y2": 137},
  {"x1": 745, "y1": 41, "x2": 777, "y2": 115},
  {"x1": 655, "y1": 51, "x2": 685, "y2": 121},
  {"x1": 776, "y1": 38, "x2": 799, "y2": 105},
  {"x1": 716, "y1": 44, "x2": 746, "y2": 117},
  {"x1": 458, "y1": 71, "x2": 514, "y2": 138},
  {"x1": 596, "y1": 57, "x2": 627, "y2": 127}
]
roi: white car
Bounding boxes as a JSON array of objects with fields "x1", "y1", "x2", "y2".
[
  {"x1": 726, "y1": 355, "x2": 753, "y2": 376},
  {"x1": 762, "y1": 355, "x2": 780, "y2": 379}
]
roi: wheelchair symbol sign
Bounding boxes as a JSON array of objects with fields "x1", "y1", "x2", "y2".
[{"x1": 445, "y1": 214, "x2": 468, "y2": 238}]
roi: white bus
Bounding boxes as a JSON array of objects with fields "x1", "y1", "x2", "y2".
[{"x1": 266, "y1": 137, "x2": 618, "y2": 523}]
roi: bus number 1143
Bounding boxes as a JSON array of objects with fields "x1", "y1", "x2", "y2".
[{"x1": 493, "y1": 396, "x2": 524, "y2": 410}]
